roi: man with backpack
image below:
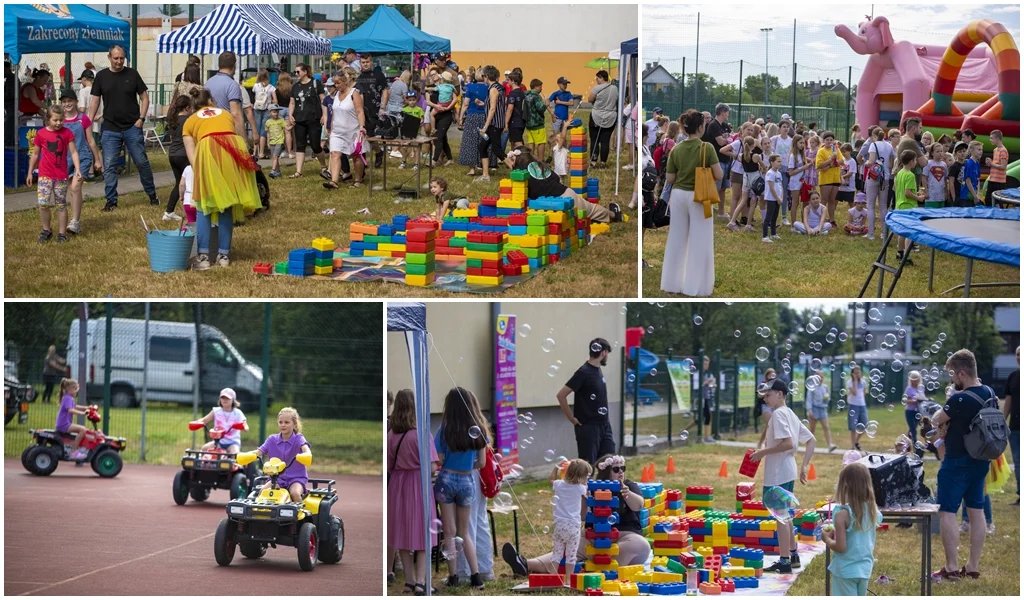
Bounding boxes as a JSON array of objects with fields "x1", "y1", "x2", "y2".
[{"x1": 930, "y1": 349, "x2": 1010, "y2": 582}]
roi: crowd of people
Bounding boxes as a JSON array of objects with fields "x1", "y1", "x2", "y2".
[{"x1": 645, "y1": 102, "x2": 1012, "y2": 295}]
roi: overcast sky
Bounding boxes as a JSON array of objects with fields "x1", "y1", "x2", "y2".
[{"x1": 642, "y1": 2, "x2": 1021, "y2": 83}]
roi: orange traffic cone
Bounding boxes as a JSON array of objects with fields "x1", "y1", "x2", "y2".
[
  {"x1": 807, "y1": 463, "x2": 817, "y2": 481},
  {"x1": 649, "y1": 461, "x2": 656, "y2": 479},
  {"x1": 666, "y1": 456, "x2": 676, "y2": 474},
  {"x1": 641, "y1": 463, "x2": 651, "y2": 483},
  {"x1": 718, "y1": 460, "x2": 729, "y2": 478}
]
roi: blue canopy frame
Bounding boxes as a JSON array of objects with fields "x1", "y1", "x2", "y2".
[
  {"x1": 615, "y1": 38, "x2": 639, "y2": 193},
  {"x1": 330, "y1": 5, "x2": 450, "y2": 54},
  {"x1": 4, "y1": 4, "x2": 130, "y2": 63},
  {"x1": 387, "y1": 302, "x2": 435, "y2": 596}
]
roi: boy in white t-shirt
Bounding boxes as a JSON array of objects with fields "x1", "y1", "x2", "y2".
[
  {"x1": 750, "y1": 379, "x2": 816, "y2": 574},
  {"x1": 550, "y1": 458, "x2": 591, "y2": 584}
]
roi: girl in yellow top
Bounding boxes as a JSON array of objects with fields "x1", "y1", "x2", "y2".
[
  {"x1": 182, "y1": 89, "x2": 262, "y2": 271},
  {"x1": 815, "y1": 130, "x2": 842, "y2": 227}
]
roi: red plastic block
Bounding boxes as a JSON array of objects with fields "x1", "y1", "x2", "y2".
[
  {"x1": 585, "y1": 528, "x2": 620, "y2": 540},
  {"x1": 592, "y1": 554, "x2": 613, "y2": 565},
  {"x1": 548, "y1": 223, "x2": 561, "y2": 235},
  {"x1": 407, "y1": 219, "x2": 439, "y2": 230},
  {"x1": 480, "y1": 196, "x2": 499, "y2": 207},
  {"x1": 501, "y1": 263, "x2": 519, "y2": 276},
  {"x1": 585, "y1": 588, "x2": 603, "y2": 596},
  {"x1": 407, "y1": 228, "x2": 437, "y2": 242},
  {"x1": 548, "y1": 254, "x2": 560, "y2": 265},
  {"x1": 592, "y1": 506, "x2": 613, "y2": 518},
  {"x1": 705, "y1": 555, "x2": 722, "y2": 573},
  {"x1": 739, "y1": 449, "x2": 760, "y2": 477},
  {"x1": 687, "y1": 486, "x2": 714, "y2": 495},
  {"x1": 252, "y1": 262, "x2": 273, "y2": 275},
  {"x1": 406, "y1": 241, "x2": 436, "y2": 253},
  {"x1": 719, "y1": 579, "x2": 736, "y2": 593},
  {"x1": 478, "y1": 217, "x2": 508, "y2": 226},
  {"x1": 507, "y1": 213, "x2": 528, "y2": 225},
  {"x1": 529, "y1": 574, "x2": 565, "y2": 588},
  {"x1": 479, "y1": 259, "x2": 501, "y2": 269},
  {"x1": 437, "y1": 229, "x2": 455, "y2": 239},
  {"x1": 506, "y1": 250, "x2": 528, "y2": 265}
]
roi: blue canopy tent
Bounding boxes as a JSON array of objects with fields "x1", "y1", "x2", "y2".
[
  {"x1": 386, "y1": 302, "x2": 435, "y2": 596},
  {"x1": 615, "y1": 38, "x2": 638, "y2": 194},
  {"x1": 5, "y1": 4, "x2": 130, "y2": 187},
  {"x1": 329, "y1": 5, "x2": 450, "y2": 54},
  {"x1": 4, "y1": 4, "x2": 130, "y2": 63},
  {"x1": 157, "y1": 3, "x2": 332, "y2": 56}
]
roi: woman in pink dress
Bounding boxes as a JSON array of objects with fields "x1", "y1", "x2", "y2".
[{"x1": 387, "y1": 389, "x2": 439, "y2": 594}]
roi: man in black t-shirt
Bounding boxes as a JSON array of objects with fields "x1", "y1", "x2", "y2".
[
  {"x1": 355, "y1": 53, "x2": 389, "y2": 168},
  {"x1": 703, "y1": 102, "x2": 732, "y2": 205},
  {"x1": 557, "y1": 338, "x2": 615, "y2": 465},
  {"x1": 931, "y1": 349, "x2": 994, "y2": 580},
  {"x1": 88, "y1": 45, "x2": 157, "y2": 211},
  {"x1": 1003, "y1": 346, "x2": 1020, "y2": 504}
]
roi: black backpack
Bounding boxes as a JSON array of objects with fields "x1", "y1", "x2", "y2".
[
  {"x1": 642, "y1": 164, "x2": 669, "y2": 230},
  {"x1": 961, "y1": 386, "x2": 1010, "y2": 461}
]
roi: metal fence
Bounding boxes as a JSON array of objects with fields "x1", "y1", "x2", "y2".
[
  {"x1": 618, "y1": 348, "x2": 946, "y2": 451},
  {"x1": 4, "y1": 302, "x2": 382, "y2": 474}
]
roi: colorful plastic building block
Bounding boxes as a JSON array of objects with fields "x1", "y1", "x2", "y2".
[
  {"x1": 584, "y1": 588, "x2": 603, "y2": 596},
  {"x1": 528, "y1": 574, "x2": 564, "y2": 588},
  {"x1": 252, "y1": 262, "x2": 273, "y2": 275},
  {"x1": 699, "y1": 582, "x2": 722, "y2": 595}
]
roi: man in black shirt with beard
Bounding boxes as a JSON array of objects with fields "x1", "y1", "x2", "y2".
[
  {"x1": 558, "y1": 338, "x2": 615, "y2": 465},
  {"x1": 355, "y1": 53, "x2": 390, "y2": 169}
]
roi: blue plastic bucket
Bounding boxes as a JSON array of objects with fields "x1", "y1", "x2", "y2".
[{"x1": 146, "y1": 229, "x2": 195, "y2": 272}]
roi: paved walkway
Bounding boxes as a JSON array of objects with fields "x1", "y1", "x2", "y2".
[{"x1": 5, "y1": 157, "x2": 297, "y2": 213}]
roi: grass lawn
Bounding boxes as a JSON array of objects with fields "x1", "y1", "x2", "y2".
[
  {"x1": 5, "y1": 111, "x2": 638, "y2": 298},
  {"x1": 387, "y1": 407, "x2": 1019, "y2": 596},
  {"x1": 642, "y1": 189, "x2": 1019, "y2": 298},
  {"x1": 5, "y1": 398, "x2": 381, "y2": 475},
  {"x1": 4, "y1": 151, "x2": 174, "y2": 194}
]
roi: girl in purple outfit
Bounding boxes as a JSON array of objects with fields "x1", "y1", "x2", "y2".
[
  {"x1": 55, "y1": 378, "x2": 89, "y2": 459},
  {"x1": 251, "y1": 407, "x2": 310, "y2": 501}
]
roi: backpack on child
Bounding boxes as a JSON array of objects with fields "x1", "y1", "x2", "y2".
[
  {"x1": 253, "y1": 83, "x2": 270, "y2": 111},
  {"x1": 960, "y1": 386, "x2": 1011, "y2": 461}
]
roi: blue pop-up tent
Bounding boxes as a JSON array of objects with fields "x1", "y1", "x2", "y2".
[
  {"x1": 615, "y1": 38, "x2": 638, "y2": 193},
  {"x1": 4, "y1": 4, "x2": 131, "y2": 63},
  {"x1": 386, "y1": 302, "x2": 435, "y2": 596},
  {"x1": 330, "y1": 5, "x2": 450, "y2": 54}
]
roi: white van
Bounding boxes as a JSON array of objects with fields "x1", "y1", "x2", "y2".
[{"x1": 68, "y1": 318, "x2": 268, "y2": 410}]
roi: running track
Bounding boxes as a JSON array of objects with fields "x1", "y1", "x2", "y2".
[{"x1": 4, "y1": 460, "x2": 382, "y2": 596}]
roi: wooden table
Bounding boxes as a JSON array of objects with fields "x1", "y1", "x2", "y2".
[
  {"x1": 818, "y1": 504, "x2": 938, "y2": 596},
  {"x1": 364, "y1": 136, "x2": 435, "y2": 200}
]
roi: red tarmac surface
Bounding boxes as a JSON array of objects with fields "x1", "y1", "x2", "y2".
[{"x1": 4, "y1": 459, "x2": 383, "y2": 596}]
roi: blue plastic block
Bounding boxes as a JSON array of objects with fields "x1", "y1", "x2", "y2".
[
  {"x1": 603, "y1": 570, "x2": 618, "y2": 581},
  {"x1": 391, "y1": 234, "x2": 407, "y2": 244},
  {"x1": 587, "y1": 496, "x2": 621, "y2": 509},
  {"x1": 392, "y1": 215, "x2": 409, "y2": 230},
  {"x1": 588, "y1": 480, "x2": 622, "y2": 493},
  {"x1": 733, "y1": 577, "x2": 759, "y2": 589},
  {"x1": 496, "y1": 208, "x2": 523, "y2": 217},
  {"x1": 288, "y1": 248, "x2": 316, "y2": 263},
  {"x1": 508, "y1": 225, "x2": 527, "y2": 235},
  {"x1": 348, "y1": 248, "x2": 364, "y2": 257},
  {"x1": 592, "y1": 537, "x2": 613, "y2": 549},
  {"x1": 350, "y1": 241, "x2": 378, "y2": 251},
  {"x1": 637, "y1": 583, "x2": 650, "y2": 594},
  {"x1": 649, "y1": 583, "x2": 686, "y2": 595},
  {"x1": 377, "y1": 225, "x2": 393, "y2": 236},
  {"x1": 570, "y1": 169, "x2": 586, "y2": 177},
  {"x1": 592, "y1": 522, "x2": 611, "y2": 533},
  {"x1": 547, "y1": 244, "x2": 560, "y2": 254},
  {"x1": 528, "y1": 258, "x2": 541, "y2": 269}
]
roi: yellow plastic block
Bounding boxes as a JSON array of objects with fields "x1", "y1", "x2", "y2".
[
  {"x1": 497, "y1": 199, "x2": 526, "y2": 209},
  {"x1": 720, "y1": 566, "x2": 754, "y2": 579},
  {"x1": 585, "y1": 543, "x2": 619, "y2": 557},
  {"x1": 452, "y1": 231, "x2": 468, "y2": 238},
  {"x1": 452, "y1": 208, "x2": 478, "y2": 218},
  {"x1": 465, "y1": 249, "x2": 502, "y2": 261},
  {"x1": 312, "y1": 265, "x2": 332, "y2": 275},
  {"x1": 601, "y1": 581, "x2": 620, "y2": 594},
  {"x1": 744, "y1": 509, "x2": 771, "y2": 517},
  {"x1": 653, "y1": 547, "x2": 686, "y2": 556},
  {"x1": 686, "y1": 499, "x2": 713, "y2": 508},
  {"x1": 634, "y1": 572, "x2": 653, "y2": 584},
  {"x1": 730, "y1": 558, "x2": 745, "y2": 568},
  {"x1": 759, "y1": 520, "x2": 778, "y2": 531},
  {"x1": 619, "y1": 582, "x2": 639, "y2": 596},
  {"x1": 590, "y1": 222, "x2": 610, "y2": 235},
  {"x1": 521, "y1": 264, "x2": 530, "y2": 273},
  {"x1": 695, "y1": 546, "x2": 715, "y2": 557},
  {"x1": 378, "y1": 243, "x2": 406, "y2": 252},
  {"x1": 651, "y1": 572, "x2": 683, "y2": 583},
  {"x1": 651, "y1": 556, "x2": 669, "y2": 568},
  {"x1": 404, "y1": 272, "x2": 435, "y2": 286},
  {"x1": 466, "y1": 275, "x2": 503, "y2": 286},
  {"x1": 585, "y1": 560, "x2": 619, "y2": 571},
  {"x1": 545, "y1": 234, "x2": 560, "y2": 245},
  {"x1": 618, "y1": 565, "x2": 645, "y2": 580},
  {"x1": 712, "y1": 521, "x2": 728, "y2": 536},
  {"x1": 363, "y1": 249, "x2": 394, "y2": 257},
  {"x1": 311, "y1": 237, "x2": 335, "y2": 251}
]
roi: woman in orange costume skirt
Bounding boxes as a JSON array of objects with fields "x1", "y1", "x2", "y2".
[{"x1": 182, "y1": 89, "x2": 262, "y2": 271}]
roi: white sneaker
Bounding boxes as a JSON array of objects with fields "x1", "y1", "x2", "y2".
[
  {"x1": 162, "y1": 211, "x2": 182, "y2": 221},
  {"x1": 389, "y1": 150, "x2": 403, "y2": 159},
  {"x1": 398, "y1": 162, "x2": 406, "y2": 169},
  {"x1": 67, "y1": 219, "x2": 81, "y2": 234},
  {"x1": 959, "y1": 521, "x2": 970, "y2": 534},
  {"x1": 771, "y1": 234, "x2": 782, "y2": 240},
  {"x1": 781, "y1": 218, "x2": 790, "y2": 226},
  {"x1": 762, "y1": 236, "x2": 773, "y2": 243},
  {"x1": 216, "y1": 254, "x2": 230, "y2": 267},
  {"x1": 986, "y1": 523, "x2": 995, "y2": 535},
  {"x1": 195, "y1": 254, "x2": 211, "y2": 271}
]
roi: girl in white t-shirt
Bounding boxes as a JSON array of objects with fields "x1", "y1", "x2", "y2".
[
  {"x1": 846, "y1": 366, "x2": 867, "y2": 451},
  {"x1": 837, "y1": 143, "x2": 858, "y2": 203},
  {"x1": 197, "y1": 388, "x2": 248, "y2": 453},
  {"x1": 786, "y1": 135, "x2": 812, "y2": 226},
  {"x1": 552, "y1": 121, "x2": 570, "y2": 181},
  {"x1": 844, "y1": 192, "x2": 869, "y2": 236},
  {"x1": 550, "y1": 458, "x2": 591, "y2": 585}
]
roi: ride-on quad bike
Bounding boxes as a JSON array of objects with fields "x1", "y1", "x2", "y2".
[
  {"x1": 214, "y1": 452, "x2": 344, "y2": 571},
  {"x1": 21, "y1": 405, "x2": 126, "y2": 477},
  {"x1": 5, "y1": 373, "x2": 35, "y2": 425},
  {"x1": 173, "y1": 421, "x2": 252, "y2": 505}
]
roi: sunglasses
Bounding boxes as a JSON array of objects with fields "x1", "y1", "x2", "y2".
[{"x1": 611, "y1": 466, "x2": 626, "y2": 474}]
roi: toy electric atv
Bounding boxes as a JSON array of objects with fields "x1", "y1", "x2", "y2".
[
  {"x1": 20, "y1": 405, "x2": 126, "y2": 477},
  {"x1": 173, "y1": 420, "x2": 251, "y2": 505},
  {"x1": 5, "y1": 374, "x2": 35, "y2": 425},
  {"x1": 214, "y1": 452, "x2": 344, "y2": 571}
]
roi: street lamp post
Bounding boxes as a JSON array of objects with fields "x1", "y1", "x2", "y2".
[{"x1": 760, "y1": 27, "x2": 773, "y2": 107}]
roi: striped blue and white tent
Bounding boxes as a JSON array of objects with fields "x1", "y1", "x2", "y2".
[{"x1": 157, "y1": 4, "x2": 331, "y2": 55}]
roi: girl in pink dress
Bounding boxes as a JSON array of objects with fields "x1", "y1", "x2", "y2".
[{"x1": 387, "y1": 390, "x2": 440, "y2": 594}]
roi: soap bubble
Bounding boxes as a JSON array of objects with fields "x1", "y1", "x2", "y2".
[
  {"x1": 647, "y1": 326, "x2": 655, "y2": 334},
  {"x1": 763, "y1": 486, "x2": 800, "y2": 524},
  {"x1": 608, "y1": 513, "x2": 619, "y2": 525},
  {"x1": 469, "y1": 425, "x2": 482, "y2": 439},
  {"x1": 627, "y1": 373, "x2": 636, "y2": 383},
  {"x1": 884, "y1": 333, "x2": 897, "y2": 346},
  {"x1": 547, "y1": 364, "x2": 560, "y2": 377},
  {"x1": 805, "y1": 374, "x2": 821, "y2": 391},
  {"x1": 679, "y1": 430, "x2": 689, "y2": 442},
  {"x1": 649, "y1": 368, "x2": 658, "y2": 377},
  {"x1": 693, "y1": 315, "x2": 703, "y2": 325},
  {"x1": 887, "y1": 404, "x2": 894, "y2": 412},
  {"x1": 734, "y1": 330, "x2": 742, "y2": 337},
  {"x1": 549, "y1": 495, "x2": 559, "y2": 506},
  {"x1": 891, "y1": 359, "x2": 904, "y2": 372},
  {"x1": 825, "y1": 332, "x2": 836, "y2": 343},
  {"x1": 838, "y1": 332, "x2": 848, "y2": 342},
  {"x1": 508, "y1": 464, "x2": 524, "y2": 478},
  {"x1": 922, "y1": 350, "x2": 931, "y2": 359},
  {"x1": 809, "y1": 316, "x2": 824, "y2": 331},
  {"x1": 528, "y1": 421, "x2": 537, "y2": 431},
  {"x1": 430, "y1": 518, "x2": 442, "y2": 534},
  {"x1": 519, "y1": 324, "x2": 532, "y2": 338},
  {"x1": 938, "y1": 332, "x2": 946, "y2": 341},
  {"x1": 788, "y1": 380, "x2": 800, "y2": 394},
  {"x1": 868, "y1": 308, "x2": 882, "y2": 321},
  {"x1": 597, "y1": 407, "x2": 608, "y2": 416},
  {"x1": 915, "y1": 302, "x2": 929, "y2": 309},
  {"x1": 866, "y1": 422, "x2": 879, "y2": 438},
  {"x1": 761, "y1": 327, "x2": 772, "y2": 338},
  {"x1": 755, "y1": 347, "x2": 770, "y2": 361},
  {"x1": 656, "y1": 302, "x2": 666, "y2": 308},
  {"x1": 680, "y1": 358, "x2": 695, "y2": 373},
  {"x1": 619, "y1": 305, "x2": 628, "y2": 315},
  {"x1": 897, "y1": 328, "x2": 907, "y2": 338},
  {"x1": 544, "y1": 449, "x2": 556, "y2": 462},
  {"x1": 756, "y1": 327, "x2": 764, "y2": 336},
  {"x1": 542, "y1": 525, "x2": 550, "y2": 534},
  {"x1": 810, "y1": 358, "x2": 822, "y2": 370},
  {"x1": 541, "y1": 338, "x2": 555, "y2": 352},
  {"x1": 836, "y1": 399, "x2": 846, "y2": 411},
  {"x1": 813, "y1": 342, "x2": 823, "y2": 351},
  {"x1": 496, "y1": 491, "x2": 513, "y2": 507},
  {"x1": 591, "y1": 342, "x2": 603, "y2": 353},
  {"x1": 784, "y1": 338, "x2": 793, "y2": 350},
  {"x1": 590, "y1": 394, "x2": 597, "y2": 401},
  {"x1": 801, "y1": 419, "x2": 810, "y2": 428},
  {"x1": 647, "y1": 434, "x2": 658, "y2": 447}
]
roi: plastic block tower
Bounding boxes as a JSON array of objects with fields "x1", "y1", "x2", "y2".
[
  {"x1": 794, "y1": 509, "x2": 822, "y2": 543},
  {"x1": 286, "y1": 248, "x2": 316, "y2": 277},
  {"x1": 568, "y1": 120, "x2": 588, "y2": 196},
  {"x1": 465, "y1": 231, "x2": 504, "y2": 286},
  {"x1": 311, "y1": 237, "x2": 335, "y2": 275},
  {"x1": 586, "y1": 177, "x2": 600, "y2": 204},
  {"x1": 405, "y1": 226, "x2": 436, "y2": 286},
  {"x1": 497, "y1": 170, "x2": 528, "y2": 213},
  {"x1": 583, "y1": 480, "x2": 621, "y2": 580},
  {"x1": 685, "y1": 486, "x2": 713, "y2": 513}
]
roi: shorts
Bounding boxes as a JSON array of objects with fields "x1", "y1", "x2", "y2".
[
  {"x1": 278, "y1": 107, "x2": 290, "y2": 122},
  {"x1": 68, "y1": 157, "x2": 93, "y2": 177},
  {"x1": 37, "y1": 177, "x2": 69, "y2": 210},
  {"x1": 254, "y1": 109, "x2": 269, "y2": 137},
  {"x1": 552, "y1": 119, "x2": 566, "y2": 134},
  {"x1": 525, "y1": 127, "x2": 547, "y2": 145},
  {"x1": 215, "y1": 437, "x2": 240, "y2": 450},
  {"x1": 936, "y1": 455, "x2": 990, "y2": 513},
  {"x1": 808, "y1": 403, "x2": 829, "y2": 421},
  {"x1": 831, "y1": 577, "x2": 868, "y2": 596},
  {"x1": 762, "y1": 480, "x2": 795, "y2": 510},
  {"x1": 730, "y1": 171, "x2": 744, "y2": 185},
  {"x1": 270, "y1": 143, "x2": 284, "y2": 158},
  {"x1": 293, "y1": 119, "x2": 323, "y2": 154},
  {"x1": 837, "y1": 190, "x2": 855, "y2": 202},
  {"x1": 434, "y1": 468, "x2": 475, "y2": 508},
  {"x1": 719, "y1": 161, "x2": 732, "y2": 189},
  {"x1": 846, "y1": 404, "x2": 868, "y2": 431},
  {"x1": 508, "y1": 127, "x2": 525, "y2": 145},
  {"x1": 278, "y1": 476, "x2": 308, "y2": 496}
]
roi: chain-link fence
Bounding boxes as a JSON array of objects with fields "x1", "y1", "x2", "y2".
[
  {"x1": 4, "y1": 302, "x2": 382, "y2": 475},
  {"x1": 641, "y1": 13, "x2": 885, "y2": 142}
]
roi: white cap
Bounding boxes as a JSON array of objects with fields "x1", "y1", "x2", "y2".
[
  {"x1": 219, "y1": 388, "x2": 237, "y2": 402},
  {"x1": 504, "y1": 70, "x2": 511, "y2": 75},
  {"x1": 780, "y1": 113, "x2": 791, "y2": 121}
]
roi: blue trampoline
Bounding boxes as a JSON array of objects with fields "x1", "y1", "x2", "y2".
[
  {"x1": 860, "y1": 207, "x2": 1019, "y2": 298},
  {"x1": 993, "y1": 187, "x2": 1020, "y2": 206}
]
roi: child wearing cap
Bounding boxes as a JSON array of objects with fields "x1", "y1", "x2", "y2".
[
  {"x1": 548, "y1": 77, "x2": 574, "y2": 135},
  {"x1": 750, "y1": 378, "x2": 816, "y2": 574},
  {"x1": 948, "y1": 141, "x2": 968, "y2": 206},
  {"x1": 434, "y1": 71, "x2": 457, "y2": 116},
  {"x1": 844, "y1": 193, "x2": 869, "y2": 236},
  {"x1": 265, "y1": 105, "x2": 287, "y2": 178},
  {"x1": 197, "y1": 388, "x2": 248, "y2": 454},
  {"x1": 398, "y1": 91, "x2": 424, "y2": 169}
]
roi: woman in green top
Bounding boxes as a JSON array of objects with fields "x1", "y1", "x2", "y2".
[{"x1": 660, "y1": 109, "x2": 723, "y2": 297}]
